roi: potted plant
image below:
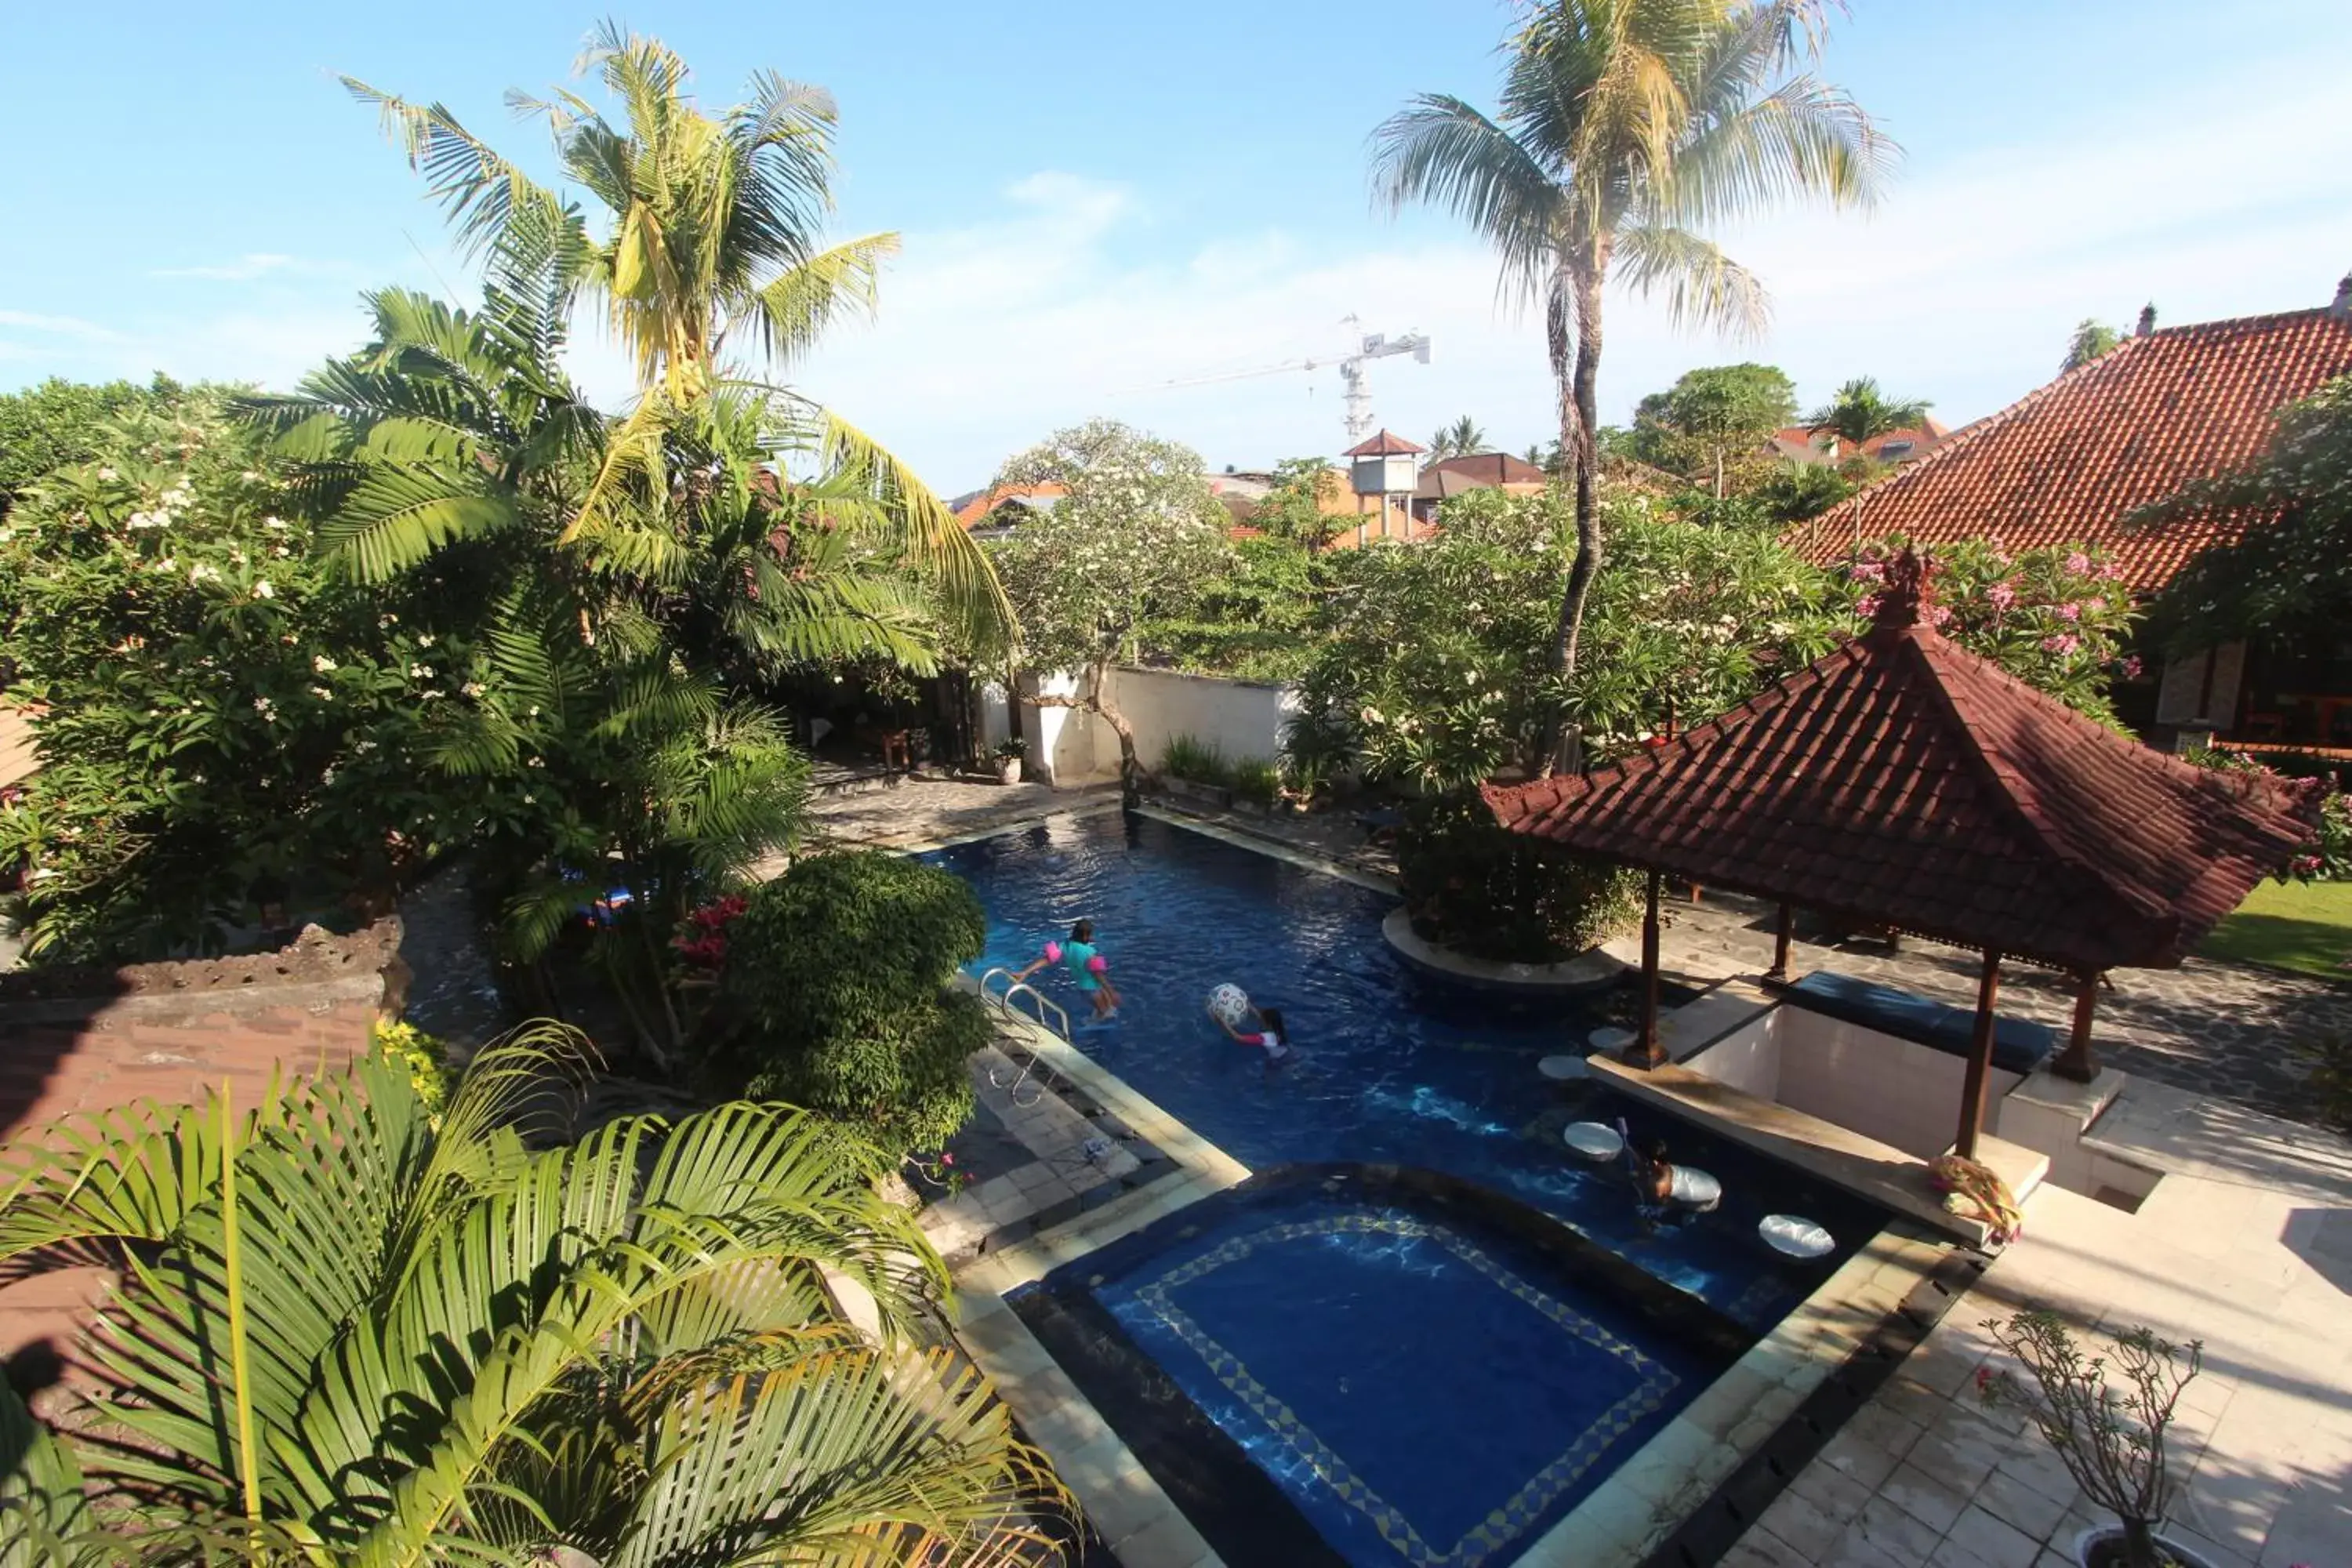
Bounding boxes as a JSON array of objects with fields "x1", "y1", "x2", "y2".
[
  {"x1": 993, "y1": 737, "x2": 1026, "y2": 785},
  {"x1": 1977, "y1": 1310, "x2": 2212, "y2": 1568}
]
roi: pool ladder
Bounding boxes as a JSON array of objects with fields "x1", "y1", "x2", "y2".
[{"x1": 976, "y1": 967, "x2": 1073, "y2": 1107}]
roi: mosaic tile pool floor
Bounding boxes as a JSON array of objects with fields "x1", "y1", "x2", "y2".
[{"x1": 1076, "y1": 1187, "x2": 1729, "y2": 1567}]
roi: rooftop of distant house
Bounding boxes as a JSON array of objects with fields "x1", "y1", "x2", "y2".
[
  {"x1": 1414, "y1": 451, "x2": 1548, "y2": 503},
  {"x1": 950, "y1": 481, "x2": 1067, "y2": 531},
  {"x1": 1769, "y1": 419, "x2": 1951, "y2": 467},
  {"x1": 1784, "y1": 281, "x2": 2352, "y2": 591}
]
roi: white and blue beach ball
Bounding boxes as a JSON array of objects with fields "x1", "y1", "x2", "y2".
[{"x1": 1207, "y1": 984, "x2": 1252, "y2": 1026}]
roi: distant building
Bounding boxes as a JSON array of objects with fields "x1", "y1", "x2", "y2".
[
  {"x1": 1784, "y1": 277, "x2": 2352, "y2": 748},
  {"x1": 1769, "y1": 418, "x2": 1952, "y2": 468},
  {"x1": 949, "y1": 481, "x2": 1067, "y2": 540},
  {"x1": 1410, "y1": 452, "x2": 1549, "y2": 523}
]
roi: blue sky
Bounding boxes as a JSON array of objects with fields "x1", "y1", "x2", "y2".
[{"x1": 5, "y1": 1, "x2": 2349, "y2": 488}]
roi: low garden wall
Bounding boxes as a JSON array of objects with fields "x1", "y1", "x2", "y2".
[
  {"x1": 1022, "y1": 666, "x2": 1298, "y2": 786},
  {"x1": 0, "y1": 921, "x2": 407, "y2": 1398}
]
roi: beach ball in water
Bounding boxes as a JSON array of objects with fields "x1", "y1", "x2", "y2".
[{"x1": 1207, "y1": 984, "x2": 1251, "y2": 1026}]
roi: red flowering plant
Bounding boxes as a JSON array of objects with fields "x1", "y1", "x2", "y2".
[
  {"x1": 1841, "y1": 537, "x2": 2142, "y2": 727},
  {"x1": 2187, "y1": 746, "x2": 2348, "y2": 883},
  {"x1": 672, "y1": 892, "x2": 750, "y2": 975}
]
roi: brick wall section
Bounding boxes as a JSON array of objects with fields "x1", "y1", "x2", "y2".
[{"x1": 0, "y1": 920, "x2": 406, "y2": 1403}]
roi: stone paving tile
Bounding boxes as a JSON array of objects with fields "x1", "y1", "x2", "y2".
[
  {"x1": 1656, "y1": 891, "x2": 2352, "y2": 1127},
  {"x1": 1940, "y1": 1503, "x2": 2042, "y2": 1568},
  {"x1": 1882, "y1": 1461, "x2": 1974, "y2": 1537}
]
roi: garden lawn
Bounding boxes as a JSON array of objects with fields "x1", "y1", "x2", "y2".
[{"x1": 2198, "y1": 878, "x2": 2352, "y2": 980}]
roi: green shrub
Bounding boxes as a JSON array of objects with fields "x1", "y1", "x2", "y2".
[
  {"x1": 1396, "y1": 791, "x2": 1642, "y2": 964},
  {"x1": 1231, "y1": 757, "x2": 1283, "y2": 805},
  {"x1": 704, "y1": 851, "x2": 987, "y2": 1153},
  {"x1": 1161, "y1": 733, "x2": 1233, "y2": 786},
  {"x1": 369, "y1": 1018, "x2": 453, "y2": 1126}
]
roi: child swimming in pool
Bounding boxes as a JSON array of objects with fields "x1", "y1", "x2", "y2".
[
  {"x1": 1015, "y1": 919, "x2": 1121, "y2": 1020},
  {"x1": 1638, "y1": 1137, "x2": 1722, "y2": 1213},
  {"x1": 1218, "y1": 1004, "x2": 1291, "y2": 1063}
]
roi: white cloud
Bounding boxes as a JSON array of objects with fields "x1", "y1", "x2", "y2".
[
  {"x1": 0, "y1": 309, "x2": 121, "y2": 341},
  {"x1": 788, "y1": 65, "x2": 2352, "y2": 491},
  {"x1": 151, "y1": 252, "x2": 307, "y2": 281}
]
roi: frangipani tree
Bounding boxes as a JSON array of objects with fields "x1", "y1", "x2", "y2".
[
  {"x1": 990, "y1": 420, "x2": 1232, "y2": 803},
  {"x1": 0, "y1": 1027, "x2": 1064, "y2": 1565},
  {"x1": 1374, "y1": 0, "x2": 1892, "y2": 765}
]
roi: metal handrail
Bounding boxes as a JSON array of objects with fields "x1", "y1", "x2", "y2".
[{"x1": 973, "y1": 968, "x2": 1070, "y2": 1108}]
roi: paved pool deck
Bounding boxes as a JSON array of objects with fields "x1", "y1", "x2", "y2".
[{"x1": 1726, "y1": 1073, "x2": 2352, "y2": 1568}]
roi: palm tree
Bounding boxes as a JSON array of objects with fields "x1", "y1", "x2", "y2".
[
  {"x1": 1428, "y1": 416, "x2": 1490, "y2": 459},
  {"x1": 1802, "y1": 376, "x2": 1933, "y2": 449},
  {"x1": 345, "y1": 23, "x2": 1011, "y2": 653},
  {"x1": 1374, "y1": 0, "x2": 1890, "y2": 764},
  {"x1": 0, "y1": 1028, "x2": 1064, "y2": 1565}
]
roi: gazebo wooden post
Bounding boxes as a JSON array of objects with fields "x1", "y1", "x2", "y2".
[
  {"x1": 1956, "y1": 949, "x2": 2004, "y2": 1159},
  {"x1": 1766, "y1": 902, "x2": 1795, "y2": 985},
  {"x1": 1627, "y1": 868, "x2": 1668, "y2": 1069},
  {"x1": 2053, "y1": 971, "x2": 2101, "y2": 1082}
]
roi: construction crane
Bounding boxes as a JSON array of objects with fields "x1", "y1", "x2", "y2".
[{"x1": 1141, "y1": 316, "x2": 1433, "y2": 445}]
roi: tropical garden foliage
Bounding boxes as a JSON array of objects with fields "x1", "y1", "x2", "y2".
[
  {"x1": 1835, "y1": 537, "x2": 2143, "y2": 726},
  {"x1": 1802, "y1": 375, "x2": 1933, "y2": 447},
  {"x1": 1624, "y1": 363, "x2": 1797, "y2": 499},
  {"x1": 1374, "y1": 0, "x2": 1892, "y2": 760},
  {"x1": 1284, "y1": 488, "x2": 1851, "y2": 793},
  {"x1": 2140, "y1": 375, "x2": 2352, "y2": 653},
  {"x1": 700, "y1": 851, "x2": 992, "y2": 1155},
  {"x1": 991, "y1": 419, "x2": 1232, "y2": 800},
  {"x1": 0, "y1": 376, "x2": 191, "y2": 520},
  {"x1": 0, "y1": 1028, "x2": 1062, "y2": 1565},
  {"x1": 0, "y1": 391, "x2": 461, "y2": 961}
]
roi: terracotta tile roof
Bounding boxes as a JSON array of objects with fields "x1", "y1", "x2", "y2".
[
  {"x1": 1770, "y1": 420, "x2": 1948, "y2": 466},
  {"x1": 1341, "y1": 429, "x2": 1425, "y2": 457},
  {"x1": 1483, "y1": 564, "x2": 2314, "y2": 974},
  {"x1": 953, "y1": 481, "x2": 1066, "y2": 528},
  {"x1": 1784, "y1": 307, "x2": 2352, "y2": 590}
]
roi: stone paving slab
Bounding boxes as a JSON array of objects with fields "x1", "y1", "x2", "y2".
[{"x1": 1726, "y1": 1094, "x2": 2352, "y2": 1568}]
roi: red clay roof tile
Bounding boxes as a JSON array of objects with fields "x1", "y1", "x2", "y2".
[
  {"x1": 1483, "y1": 565, "x2": 2314, "y2": 973},
  {"x1": 1784, "y1": 308, "x2": 2352, "y2": 590}
]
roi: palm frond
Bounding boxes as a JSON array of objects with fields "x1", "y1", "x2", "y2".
[
  {"x1": 1369, "y1": 95, "x2": 1561, "y2": 307},
  {"x1": 342, "y1": 80, "x2": 572, "y2": 264},
  {"x1": 749, "y1": 232, "x2": 899, "y2": 369},
  {"x1": 815, "y1": 408, "x2": 1018, "y2": 659},
  {"x1": 1611, "y1": 223, "x2": 1769, "y2": 335}
]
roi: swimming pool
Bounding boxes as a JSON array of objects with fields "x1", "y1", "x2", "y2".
[
  {"x1": 927, "y1": 811, "x2": 1886, "y2": 1323},
  {"x1": 1017, "y1": 1170, "x2": 1746, "y2": 1568}
]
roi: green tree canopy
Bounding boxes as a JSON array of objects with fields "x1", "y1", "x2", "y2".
[
  {"x1": 1627, "y1": 362, "x2": 1798, "y2": 497},
  {"x1": 2141, "y1": 376, "x2": 2352, "y2": 653},
  {"x1": 992, "y1": 419, "x2": 1232, "y2": 797},
  {"x1": 1373, "y1": 0, "x2": 1892, "y2": 763},
  {"x1": 1804, "y1": 376, "x2": 1933, "y2": 447},
  {"x1": 0, "y1": 375, "x2": 186, "y2": 520},
  {"x1": 2063, "y1": 318, "x2": 2124, "y2": 372}
]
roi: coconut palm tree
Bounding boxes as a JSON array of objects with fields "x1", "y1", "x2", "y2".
[
  {"x1": 0, "y1": 1028, "x2": 1063, "y2": 1566},
  {"x1": 1373, "y1": 0, "x2": 1890, "y2": 764},
  {"x1": 1428, "y1": 416, "x2": 1490, "y2": 459},
  {"x1": 1802, "y1": 376, "x2": 1932, "y2": 448},
  {"x1": 345, "y1": 23, "x2": 1011, "y2": 654}
]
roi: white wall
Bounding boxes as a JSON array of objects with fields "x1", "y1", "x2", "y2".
[
  {"x1": 1773, "y1": 1009, "x2": 2023, "y2": 1160},
  {"x1": 1018, "y1": 665, "x2": 1301, "y2": 785},
  {"x1": 1681, "y1": 1010, "x2": 1784, "y2": 1099}
]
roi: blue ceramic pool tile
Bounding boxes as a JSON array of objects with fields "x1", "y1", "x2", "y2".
[{"x1": 1100, "y1": 1207, "x2": 1704, "y2": 1567}]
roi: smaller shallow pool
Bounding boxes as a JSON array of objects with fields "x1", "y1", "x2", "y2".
[{"x1": 1016, "y1": 1171, "x2": 1748, "y2": 1568}]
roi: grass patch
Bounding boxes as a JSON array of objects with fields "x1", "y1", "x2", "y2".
[{"x1": 2198, "y1": 878, "x2": 2352, "y2": 980}]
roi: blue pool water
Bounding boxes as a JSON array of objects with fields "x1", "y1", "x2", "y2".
[
  {"x1": 930, "y1": 811, "x2": 1885, "y2": 1323},
  {"x1": 1074, "y1": 1180, "x2": 1728, "y2": 1568}
]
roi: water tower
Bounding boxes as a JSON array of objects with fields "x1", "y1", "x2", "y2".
[{"x1": 1342, "y1": 429, "x2": 1425, "y2": 545}]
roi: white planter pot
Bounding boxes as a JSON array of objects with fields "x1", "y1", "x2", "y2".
[
  {"x1": 995, "y1": 758, "x2": 1022, "y2": 786},
  {"x1": 2072, "y1": 1523, "x2": 2220, "y2": 1568}
]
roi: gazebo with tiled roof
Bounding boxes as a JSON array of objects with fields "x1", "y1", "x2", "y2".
[{"x1": 1483, "y1": 554, "x2": 2315, "y2": 1157}]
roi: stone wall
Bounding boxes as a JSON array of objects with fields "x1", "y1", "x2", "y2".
[{"x1": 0, "y1": 920, "x2": 405, "y2": 1400}]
